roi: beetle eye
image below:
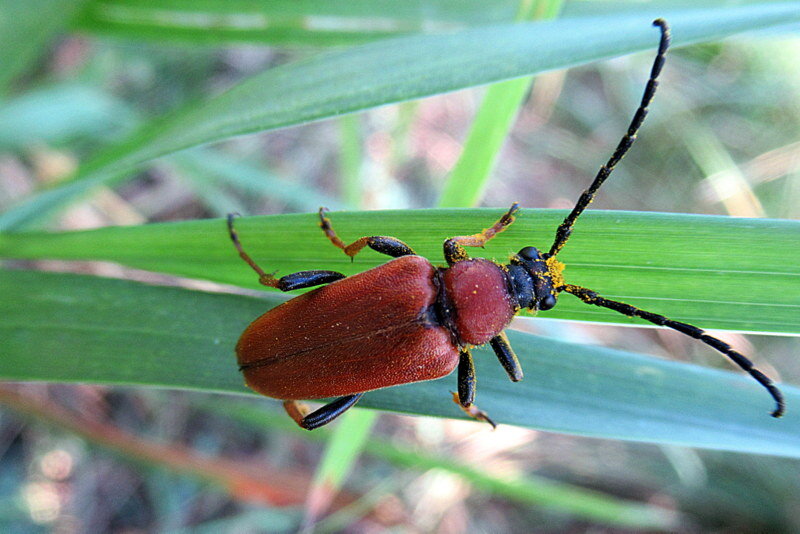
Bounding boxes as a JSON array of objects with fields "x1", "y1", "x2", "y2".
[
  {"x1": 539, "y1": 294, "x2": 557, "y2": 311},
  {"x1": 518, "y1": 246, "x2": 539, "y2": 261}
]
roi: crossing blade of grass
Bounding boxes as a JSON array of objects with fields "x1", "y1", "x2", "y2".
[
  {"x1": 0, "y1": 0, "x2": 90, "y2": 93},
  {"x1": 680, "y1": 117, "x2": 763, "y2": 217},
  {"x1": 208, "y1": 399, "x2": 682, "y2": 530},
  {"x1": 437, "y1": 75, "x2": 538, "y2": 208},
  {"x1": 339, "y1": 115, "x2": 363, "y2": 208},
  {"x1": 1, "y1": 209, "x2": 797, "y2": 333},
  {"x1": 438, "y1": 0, "x2": 563, "y2": 208},
  {"x1": 168, "y1": 157, "x2": 248, "y2": 218},
  {"x1": 3, "y1": 3, "x2": 800, "y2": 229},
  {"x1": 302, "y1": 410, "x2": 377, "y2": 529},
  {"x1": 1, "y1": 268, "x2": 799, "y2": 457},
  {"x1": 0, "y1": 84, "x2": 136, "y2": 149},
  {"x1": 167, "y1": 148, "x2": 345, "y2": 213}
]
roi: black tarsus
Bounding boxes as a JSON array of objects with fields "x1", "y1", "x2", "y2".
[{"x1": 548, "y1": 19, "x2": 671, "y2": 257}]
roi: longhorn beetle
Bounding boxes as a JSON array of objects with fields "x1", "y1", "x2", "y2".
[{"x1": 228, "y1": 19, "x2": 784, "y2": 430}]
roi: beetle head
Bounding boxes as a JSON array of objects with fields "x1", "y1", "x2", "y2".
[{"x1": 507, "y1": 246, "x2": 564, "y2": 311}]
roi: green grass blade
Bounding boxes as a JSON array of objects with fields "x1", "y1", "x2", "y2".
[
  {"x1": 1, "y1": 209, "x2": 797, "y2": 333},
  {"x1": 167, "y1": 156, "x2": 249, "y2": 218},
  {"x1": 313, "y1": 411, "x2": 377, "y2": 490},
  {"x1": 0, "y1": 84, "x2": 135, "y2": 149},
  {"x1": 438, "y1": 0, "x2": 563, "y2": 208},
  {"x1": 3, "y1": 4, "x2": 800, "y2": 229},
  {"x1": 437, "y1": 77, "x2": 535, "y2": 208},
  {"x1": 72, "y1": 0, "x2": 781, "y2": 47},
  {"x1": 74, "y1": 0, "x2": 522, "y2": 46},
  {"x1": 167, "y1": 148, "x2": 346, "y2": 212},
  {"x1": 1, "y1": 268, "x2": 798, "y2": 457},
  {"x1": 0, "y1": 0, "x2": 89, "y2": 93},
  {"x1": 339, "y1": 115, "x2": 363, "y2": 208},
  {"x1": 304, "y1": 410, "x2": 378, "y2": 525}
]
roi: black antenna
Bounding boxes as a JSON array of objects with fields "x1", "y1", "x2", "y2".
[
  {"x1": 548, "y1": 19, "x2": 670, "y2": 258},
  {"x1": 561, "y1": 284, "x2": 785, "y2": 418},
  {"x1": 546, "y1": 19, "x2": 784, "y2": 417}
]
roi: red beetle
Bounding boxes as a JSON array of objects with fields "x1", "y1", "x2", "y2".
[{"x1": 228, "y1": 20, "x2": 783, "y2": 430}]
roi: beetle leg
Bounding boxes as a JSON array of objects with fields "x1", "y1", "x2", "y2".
[
  {"x1": 443, "y1": 203, "x2": 520, "y2": 265},
  {"x1": 228, "y1": 213, "x2": 279, "y2": 287},
  {"x1": 490, "y1": 332, "x2": 524, "y2": 382},
  {"x1": 228, "y1": 214, "x2": 346, "y2": 290},
  {"x1": 283, "y1": 400, "x2": 310, "y2": 426},
  {"x1": 454, "y1": 346, "x2": 503, "y2": 429},
  {"x1": 284, "y1": 394, "x2": 365, "y2": 430},
  {"x1": 561, "y1": 283, "x2": 785, "y2": 418},
  {"x1": 319, "y1": 208, "x2": 416, "y2": 259},
  {"x1": 451, "y1": 392, "x2": 497, "y2": 429},
  {"x1": 457, "y1": 349, "x2": 477, "y2": 407}
]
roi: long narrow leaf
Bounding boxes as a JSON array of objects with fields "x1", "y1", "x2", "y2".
[
  {"x1": 0, "y1": 84, "x2": 135, "y2": 149},
  {"x1": 71, "y1": 0, "x2": 774, "y2": 47},
  {"x1": 169, "y1": 148, "x2": 345, "y2": 212},
  {"x1": 1, "y1": 209, "x2": 797, "y2": 333},
  {"x1": 3, "y1": 4, "x2": 800, "y2": 229},
  {"x1": 74, "y1": 0, "x2": 521, "y2": 46},
  {"x1": 1, "y1": 269, "x2": 798, "y2": 456},
  {"x1": 438, "y1": 0, "x2": 563, "y2": 207}
]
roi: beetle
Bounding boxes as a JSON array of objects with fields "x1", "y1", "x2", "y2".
[{"x1": 228, "y1": 19, "x2": 784, "y2": 430}]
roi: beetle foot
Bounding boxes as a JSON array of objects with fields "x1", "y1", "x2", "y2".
[
  {"x1": 450, "y1": 392, "x2": 497, "y2": 429},
  {"x1": 283, "y1": 400, "x2": 311, "y2": 427}
]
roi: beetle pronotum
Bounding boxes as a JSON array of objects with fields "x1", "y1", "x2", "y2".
[{"x1": 228, "y1": 19, "x2": 784, "y2": 430}]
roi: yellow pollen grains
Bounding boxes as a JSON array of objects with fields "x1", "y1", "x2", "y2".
[{"x1": 545, "y1": 255, "x2": 566, "y2": 288}]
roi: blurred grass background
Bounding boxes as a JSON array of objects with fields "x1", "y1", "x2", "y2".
[{"x1": 1, "y1": 1, "x2": 799, "y2": 532}]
